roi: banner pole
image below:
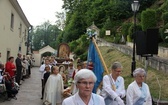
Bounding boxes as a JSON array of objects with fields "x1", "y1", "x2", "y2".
[{"x1": 92, "y1": 37, "x2": 109, "y2": 74}]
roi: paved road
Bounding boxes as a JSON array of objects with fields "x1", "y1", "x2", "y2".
[{"x1": 0, "y1": 67, "x2": 43, "y2": 105}]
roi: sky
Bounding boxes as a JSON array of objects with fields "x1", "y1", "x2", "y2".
[{"x1": 17, "y1": 0, "x2": 64, "y2": 26}]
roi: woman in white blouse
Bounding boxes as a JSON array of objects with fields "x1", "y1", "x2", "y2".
[
  {"x1": 101, "y1": 62, "x2": 125, "y2": 105},
  {"x1": 126, "y1": 68, "x2": 152, "y2": 105},
  {"x1": 62, "y1": 69, "x2": 105, "y2": 105}
]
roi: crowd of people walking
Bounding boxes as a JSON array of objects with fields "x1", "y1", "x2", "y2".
[{"x1": 39, "y1": 55, "x2": 153, "y2": 105}]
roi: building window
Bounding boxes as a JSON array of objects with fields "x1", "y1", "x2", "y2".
[
  {"x1": 24, "y1": 29, "x2": 27, "y2": 41},
  {"x1": 19, "y1": 23, "x2": 22, "y2": 37},
  {"x1": 10, "y1": 13, "x2": 14, "y2": 30},
  {"x1": 6, "y1": 51, "x2": 10, "y2": 62}
]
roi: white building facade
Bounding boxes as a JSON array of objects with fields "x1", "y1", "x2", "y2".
[{"x1": 0, "y1": 0, "x2": 31, "y2": 63}]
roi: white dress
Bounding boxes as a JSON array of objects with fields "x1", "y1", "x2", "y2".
[
  {"x1": 43, "y1": 74, "x2": 64, "y2": 105},
  {"x1": 126, "y1": 81, "x2": 152, "y2": 105},
  {"x1": 101, "y1": 74, "x2": 125, "y2": 105},
  {"x1": 62, "y1": 92, "x2": 105, "y2": 105}
]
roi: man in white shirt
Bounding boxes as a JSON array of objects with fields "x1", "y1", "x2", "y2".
[{"x1": 101, "y1": 62, "x2": 125, "y2": 105}]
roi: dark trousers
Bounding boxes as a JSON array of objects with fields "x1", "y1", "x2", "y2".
[
  {"x1": 16, "y1": 69, "x2": 22, "y2": 84},
  {"x1": 28, "y1": 66, "x2": 31, "y2": 75},
  {"x1": 41, "y1": 79, "x2": 44, "y2": 98},
  {"x1": 5, "y1": 81, "x2": 18, "y2": 97}
]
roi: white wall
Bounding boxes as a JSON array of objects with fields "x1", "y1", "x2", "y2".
[
  {"x1": 33, "y1": 54, "x2": 41, "y2": 66},
  {"x1": 0, "y1": 0, "x2": 29, "y2": 63}
]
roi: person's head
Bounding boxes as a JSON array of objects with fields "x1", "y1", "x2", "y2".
[
  {"x1": 17, "y1": 53, "x2": 22, "y2": 58},
  {"x1": 59, "y1": 65, "x2": 65, "y2": 73},
  {"x1": 0, "y1": 63, "x2": 4, "y2": 70},
  {"x1": 45, "y1": 59, "x2": 50, "y2": 65},
  {"x1": 51, "y1": 66, "x2": 59, "y2": 75},
  {"x1": 26, "y1": 56, "x2": 30, "y2": 60},
  {"x1": 8, "y1": 56, "x2": 14, "y2": 62},
  {"x1": 111, "y1": 62, "x2": 123, "y2": 77},
  {"x1": 74, "y1": 69, "x2": 97, "y2": 97},
  {"x1": 45, "y1": 65, "x2": 50, "y2": 72},
  {"x1": 133, "y1": 68, "x2": 146, "y2": 84},
  {"x1": 77, "y1": 63, "x2": 82, "y2": 70},
  {"x1": 82, "y1": 61, "x2": 87, "y2": 69},
  {"x1": 69, "y1": 62, "x2": 73, "y2": 69}
]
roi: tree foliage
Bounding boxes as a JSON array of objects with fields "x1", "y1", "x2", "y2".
[
  {"x1": 32, "y1": 21, "x2": 61, "y2": 50},
  {"x1": 141, "y1": 9, "x2": 157, "y2": 31},
  {"x1": 58, "y1": 0, "x2": 160, "y2": 57},
  {"x1": 161, "y1": 23, "x2": 168, "y2": 43},
  {"x1": 61, "y1": 0, "x2": 134, "y2": 43},
  {"x1": 162, "y1": 12, "x2": 168, "y2": 25}
]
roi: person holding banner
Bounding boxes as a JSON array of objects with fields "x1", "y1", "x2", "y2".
[
  {"x1": 62, "y1": 69, "x2": 105, "y2": 105},
  {"x1": 101, "y1": 62, "x2": 125, "y2": 105},
  {"x1": 126, "y1": 68, "x2": 152, "y2": 105}
]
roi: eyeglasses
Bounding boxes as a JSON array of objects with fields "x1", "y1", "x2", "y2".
[
  {"x1": 137, "y1": 75, "x2": 145, "y2": 78},
  {"x1": 77, "y1": 81, "x2": 94, "y2": 86},
  {"x1": 115, "y1": 70, "x2": 122, "y2": 73}
]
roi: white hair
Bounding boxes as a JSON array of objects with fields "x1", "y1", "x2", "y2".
[
  {"x1": 74, "y1": 69, "x2": 97, "y2": 84},
  {"x1": 111, "y1": 62, "x2": 123, "y2": 70},
  {"x1": 133, "y1": 68, "x2": 146, "y2": 77}
]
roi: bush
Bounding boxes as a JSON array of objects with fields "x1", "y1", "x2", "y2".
[
  {"x1": 79, "y1": 51, "x2": 88, "y2": 61},
  {"x1": 162, "y1": 12, "x2": 168, "y2": 25},
  {"x1": 104, "y1": 35, "x2": 114, "y2": 43},
  {"x1": 128, "y1": 23, "x2": 142, "y2": 41},
  {"x1": 100, "y1": 28, "x2": 106, "y2": 38},
  {"x1": 128, "y1": 24, "x2": 134, "y2": 40},
  {"x1": 127, "y1": 35, "x2": 132, "y2": 42},
  {"x1": 69, "y1": 40, "x2": 78, "y2": 52},
  {"x1": 121, "y1": 23, "x2": 132, "y2": 41},
  {"x1": 156, "y1": 9, "x2": 163, "y2": 22},
  {"x1": 141, "y1": 9, "x2": 157, "y2": 31},
  {"x1": 160, "y1": 23, "x2": 168, "y2": 43},
  {"x1": 113, "y1": 34, "x2": 121, "y2": 44}
]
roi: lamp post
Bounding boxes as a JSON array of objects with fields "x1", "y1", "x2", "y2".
[{"x1": 131, "y1": 0, "x2": 140, "y2": 76}]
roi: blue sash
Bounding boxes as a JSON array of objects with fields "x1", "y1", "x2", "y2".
[
  {"x1": 104, "y1": 96, "x2": 112, "y2": 105},
  {"x1": 134, "y1": 82, "x2": 147, "y2": 105}
]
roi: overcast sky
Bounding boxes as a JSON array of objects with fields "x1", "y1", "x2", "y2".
[{"x1": 17, "y1": 0, "x2": 63, "y2": 26}]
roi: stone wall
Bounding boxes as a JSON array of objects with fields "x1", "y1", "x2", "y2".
[
  {"x1": 126, "y1": 42, "x2": 168, "y2": 59},
  {"x1": 97, "y1": 38, "x2": 168, "y2": 73}
]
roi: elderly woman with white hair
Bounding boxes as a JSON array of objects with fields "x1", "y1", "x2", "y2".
[
  {"x1": 62, "y1": 69, "x2": 105, "y2": 105},
  {"x1": 101, "y1": 62, "x2": 125, "y2": 105},
  {"x1": 126, "y1": 68, "x2": 152, "y2": 105}
]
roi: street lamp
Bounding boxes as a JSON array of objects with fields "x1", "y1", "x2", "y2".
[{"x1": 131, "y1": 0, "x2": 140, "y2": 76}]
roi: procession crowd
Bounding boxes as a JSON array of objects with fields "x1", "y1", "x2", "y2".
[
  {"x1": 39, "y1": 56, "x2": 153, "y2": 105},
  {"x1": 0, "y1": 52, "x2": 34, "y2": 99}
]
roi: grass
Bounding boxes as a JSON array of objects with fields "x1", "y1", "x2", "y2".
[{"x1": 99, "y1": 46, "x2": 168, "y2": 101}]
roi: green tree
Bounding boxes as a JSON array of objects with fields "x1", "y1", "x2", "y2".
[
  {"x1": 162, "y1": 12, "x2": 168, "y2": 25},
  {"x1": 32, "y1": 21, "x2": 61, "y2": 50},
  {"x1": 121, "y1": 23, "x2": 132, "y2": 41},
  {"x1": 141, "y1": 9, "x2": 157, "y2": 31}
]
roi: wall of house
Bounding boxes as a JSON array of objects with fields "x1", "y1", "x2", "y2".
[{"x1": 0, "y1": 0, "x2": 29, "y2": 63}]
